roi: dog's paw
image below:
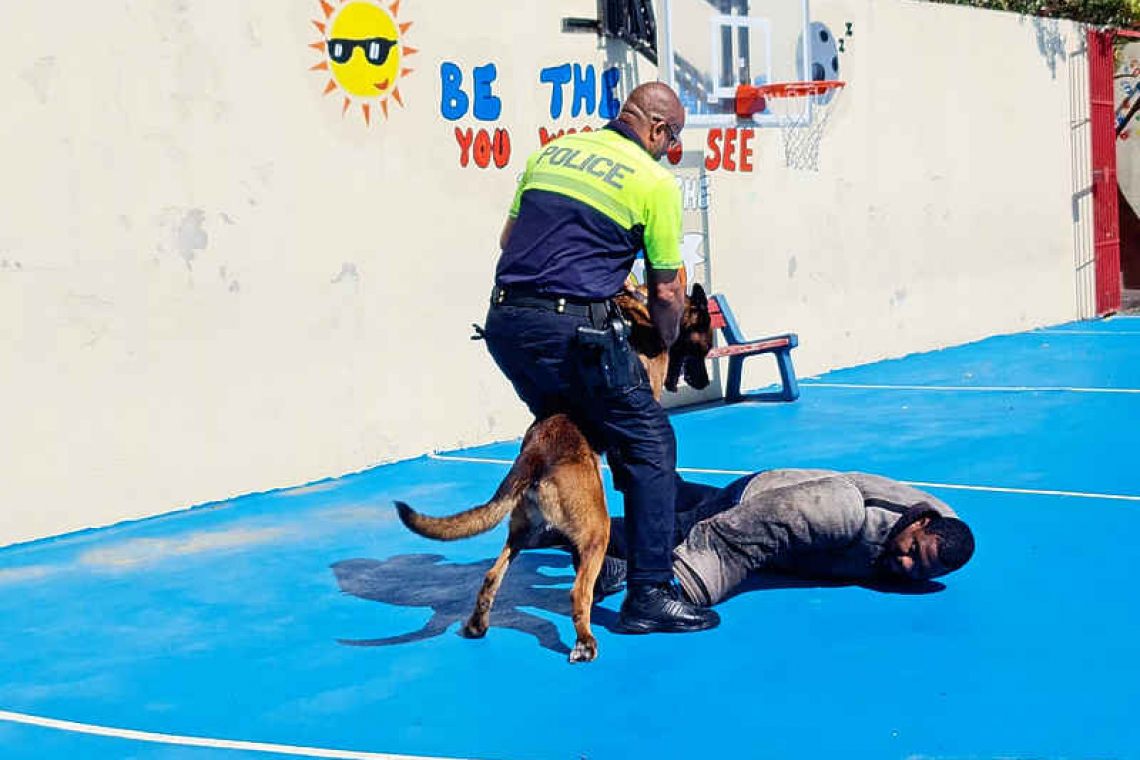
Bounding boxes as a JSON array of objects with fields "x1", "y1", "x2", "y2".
[
  {"x1": 568, "y1": 637, "x2": 598, "y2": 663},
  {"x1": 460, "y1": 621, "x2": 487, "y2": 639}
]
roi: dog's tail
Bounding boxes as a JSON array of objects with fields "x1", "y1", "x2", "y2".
[{"x1": 394, "y1": 449, "x2": 542, "y2": 541}]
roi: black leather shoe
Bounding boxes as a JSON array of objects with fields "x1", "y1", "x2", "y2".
[
  {"x1": 570, "y1": 553, "x2": 627, "y2": 601},
  {"x1": 617, "y1": 582, "x2": 720, "y2": 634},
  {"x1": 594, "y1": 555, "x2": 627, "y2": 601}
]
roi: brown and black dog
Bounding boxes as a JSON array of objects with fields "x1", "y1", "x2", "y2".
[{"x1": 395, "y1": 284, "x2": 713, "y2": 663}]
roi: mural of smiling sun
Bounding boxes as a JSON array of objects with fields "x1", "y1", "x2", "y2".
[{"x1": 310, "y1": 0, "x2": 416, "y2": 125}]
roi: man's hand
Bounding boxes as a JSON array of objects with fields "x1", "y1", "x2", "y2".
[{"x1": 646, "y1": 265, "x2": 686, "y2": 347}]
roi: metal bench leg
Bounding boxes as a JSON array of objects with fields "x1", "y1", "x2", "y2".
[
  {"x1": 723, "y1": 350, "x2": 798, "y2": 403},
  {"x1": 775, "y1": 349, "x2": 800, "y2": 402},
  {"x1": 725, "y1": 356, "x2": 744, "y2": 403}
]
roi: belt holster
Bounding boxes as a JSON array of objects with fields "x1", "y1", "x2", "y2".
[{"x1": 576, "y1": 305, "x2": 633, "y2": 390}]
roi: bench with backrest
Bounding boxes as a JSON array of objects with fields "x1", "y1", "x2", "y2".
[{"x1": 706, "y1": 293, "x2": 800, "y2": 403}]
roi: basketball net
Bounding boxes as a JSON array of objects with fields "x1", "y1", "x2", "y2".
[{"x1": 735, "y1": 81, "x2": 845, "y2": 171}]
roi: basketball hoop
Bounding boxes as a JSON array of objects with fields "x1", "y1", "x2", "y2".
[{"x1": 735, "y1": 81, "x2": 846, "y2": 171}]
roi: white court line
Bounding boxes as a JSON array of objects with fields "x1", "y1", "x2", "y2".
[
  {"x1": 896, "y1": 481, "x2": 1140, "y2": 502},
  {"x1": 429, "y1": 451, "x2": 749, "y2": 476},
  {"x1": 798, "y1": 382, "x2": 1140, "y2": 394},
  {"x1": 427, "y1": 453, "x2": 1140, "y2": 502},
  {"x1": 0, "y1": 710, "x2": 474, "y2": 760},
  {"x1": 1035, "y1": 329, "x2": 1140, "y2": 335}
]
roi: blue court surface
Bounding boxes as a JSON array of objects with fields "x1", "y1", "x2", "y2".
[{"x1": 1, "y1": 317, "x2": 1138, "y2": 760}]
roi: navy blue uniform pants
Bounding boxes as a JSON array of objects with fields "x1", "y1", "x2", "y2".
[
  {"x1": 483, "y1": 303, "x2": 677, "y2": 586},
  {"x1": 605, "y1": 474, "x2": 757, "y2": 560}
]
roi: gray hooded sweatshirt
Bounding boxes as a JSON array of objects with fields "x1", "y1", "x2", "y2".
[{"x1": 672, "y1": 469, "x2": 956, "y2": 606}]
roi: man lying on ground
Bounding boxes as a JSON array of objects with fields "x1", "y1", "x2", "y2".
[{"x1": 528, "y1": 469, "x2": 975, "y2": 605}]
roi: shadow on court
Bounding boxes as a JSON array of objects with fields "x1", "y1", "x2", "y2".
[
  {"x1": 330, "y1": 551, "x2": 621, "y2": 657},
  {"x1": 331, "y1": 552, "x2": 946, "y2": 658}
]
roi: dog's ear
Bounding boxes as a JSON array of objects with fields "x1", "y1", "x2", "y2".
[
  {"x1": 684, "y1": 282, "x2": 712, "y2": 333},
  {"x1": 689, "y1": 282, "x2": 707, "y2": 309},
  {"x1": 683, "y1": 354, "x2": 711, "y2": 390}
]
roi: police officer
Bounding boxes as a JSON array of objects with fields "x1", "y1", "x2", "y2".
[{"x1": 482, "y1": 83, "x2": 719, "y2": 634}]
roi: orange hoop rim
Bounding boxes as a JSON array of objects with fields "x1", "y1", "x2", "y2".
[{"x1": 749, "y1": 80, "x2": 845, "y2": 99}]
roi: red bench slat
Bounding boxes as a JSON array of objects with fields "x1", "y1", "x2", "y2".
[
  {"x1": 707, "y1": 299, "x2": 728, "y2": 330},
  {"x1": 706, "y1": 336, "x2": 792, "y2": 359}
]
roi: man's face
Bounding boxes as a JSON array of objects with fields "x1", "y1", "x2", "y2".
[{"x1": 881, "y1": 518, "x2": 946, "y2": 581}]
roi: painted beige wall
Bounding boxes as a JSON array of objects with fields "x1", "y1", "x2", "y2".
[
  {"x1": 709, "y1": 0, "x2": 1093, "y2": 391},
  {"x1": 0, "y1": 0, "x2": 1093, "y2": 546}
]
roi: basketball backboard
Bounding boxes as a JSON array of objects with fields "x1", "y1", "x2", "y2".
[{"x1": 660, "y1": 0, "x2": 826, "y2": 128}]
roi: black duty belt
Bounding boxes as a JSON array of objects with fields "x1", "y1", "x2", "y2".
[{"x1": 490, "y1": 285, "x2": 609, "y2": 320}]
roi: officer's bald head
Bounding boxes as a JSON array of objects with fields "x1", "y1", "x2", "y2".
[
  {"x1": 620, "y1": 83, "x2": 685, "y2": 126},
  {"x1": 617, "y1": 82, "x2": 685, "y2": 160}
]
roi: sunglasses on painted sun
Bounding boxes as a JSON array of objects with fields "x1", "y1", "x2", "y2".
[{"x1": 327, "y1": 37, "x2": 398, "y2": 66}]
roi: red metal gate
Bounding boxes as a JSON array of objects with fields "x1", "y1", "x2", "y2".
[{"x1": 1089, "y1": 29, "x2": 1121, "y2": 315}]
